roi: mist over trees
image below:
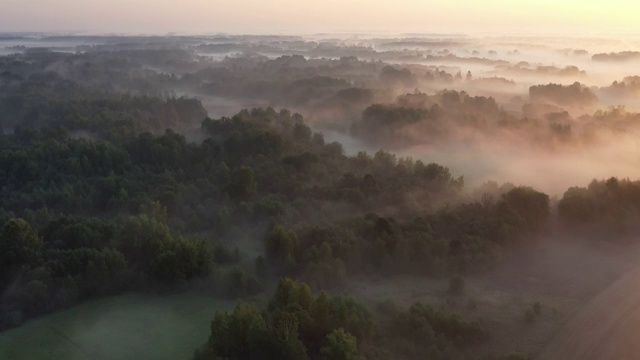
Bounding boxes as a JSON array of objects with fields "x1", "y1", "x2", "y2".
[
  {"x1": 529, "y1": 82, "x2": 598, "y2": 107},
  {"x1": 194, "y1": 278, "x2": 488, "y2": 360},
  {"x1": 592, "y1": 51, "x2": 640, "y2": 62},
  {"x1": 2, "y1": 33, "x2": 640, "y2": 360}
]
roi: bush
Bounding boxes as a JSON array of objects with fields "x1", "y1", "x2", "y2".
[{"x1": 390, "y1": 302, "x2": 487, "y2": 350}]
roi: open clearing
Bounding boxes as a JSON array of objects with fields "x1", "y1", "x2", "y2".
[{"x1": 0, "y1": 293, "x2": 234, "y2": 360}]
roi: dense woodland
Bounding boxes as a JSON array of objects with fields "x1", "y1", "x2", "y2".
[
  {"x1": 4, "y1": 46, "x2": 640, "y2": 154},
  {"x1": 2, "y1": 39, "x2": 640, "y2": 360}
]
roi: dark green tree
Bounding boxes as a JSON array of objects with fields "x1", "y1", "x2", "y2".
[
  {"x1": 0, "y1": 218, "x2": 42, "y2": 280},
  {"x1": 320, "y1": 328, "x2": 359, "y2": 360}
]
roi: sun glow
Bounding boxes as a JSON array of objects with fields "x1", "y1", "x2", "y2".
[{"x1": 0, "y1": 0, "x2": 639, "y2": 35}]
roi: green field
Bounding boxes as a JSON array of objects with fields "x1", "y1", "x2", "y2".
[{"x1": 0, "y1": 294, "x2": 234, "y2": 360}]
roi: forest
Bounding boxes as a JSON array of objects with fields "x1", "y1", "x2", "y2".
[{"x1": 2, "y1": 34, "x2": 640, "y2": 360}]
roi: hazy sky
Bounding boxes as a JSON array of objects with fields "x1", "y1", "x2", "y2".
[{"x1": 1, "y1": 0, "x2": 639, "y2": 35}]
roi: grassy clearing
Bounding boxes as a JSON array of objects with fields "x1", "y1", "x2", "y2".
[{"x1": 0, "y1": 293, "x2": 234, "y2": 360}]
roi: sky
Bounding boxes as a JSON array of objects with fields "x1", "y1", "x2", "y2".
[{"x1": 0, "y1": 0, "x2": 639, "y2": 35}]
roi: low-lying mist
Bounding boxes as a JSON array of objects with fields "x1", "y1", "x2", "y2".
[
  {"x1": 325, "y1": 127, "x2": 640, "y2": 197},
  {"x1": 406, "y1": 135, "x2": 640, "y2": 196},
  {"x1": 5, "y1": 31, "x2": 640, "y2": 360},
  {"x1": 3, "y1": 32, "x2": 640, "y2": 199}
]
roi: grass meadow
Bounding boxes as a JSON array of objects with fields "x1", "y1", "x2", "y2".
[{"x1": 0, "y1": 293, "x2": 234, "y2": 360}]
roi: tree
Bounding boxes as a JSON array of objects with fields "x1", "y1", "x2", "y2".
[
  {"x1": 226, "y1": 166, "x2": 257, "y2": 200},
  {"x1": 558, "y1": 187, "x2": 595, "y2": 223},
  {"x1": 320, "y1": 328, "x2": 359, "y2": 360},
  {"x1": 499, "y1": 187, "x2": 550, "y2": 232},
  {"x1": 270, "y1": 278, "x2": 307, "y2": 310},
  {"x1": 266, "y1": 224, "x2": 299, "y2": 264},
  {"x1": 116, "y1": 214, "x2": 173, "y2": 272},
  {"x1": 140, "y1": 201, "x2": 169, "y2": 224},
  {"x1": 0, "y1": 218, "x2": 42, "y2": 280}
]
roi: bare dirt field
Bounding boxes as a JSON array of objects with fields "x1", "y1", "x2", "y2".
[{"x1": 537, "y1": 265, "x2": 640, "y2": 360}]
